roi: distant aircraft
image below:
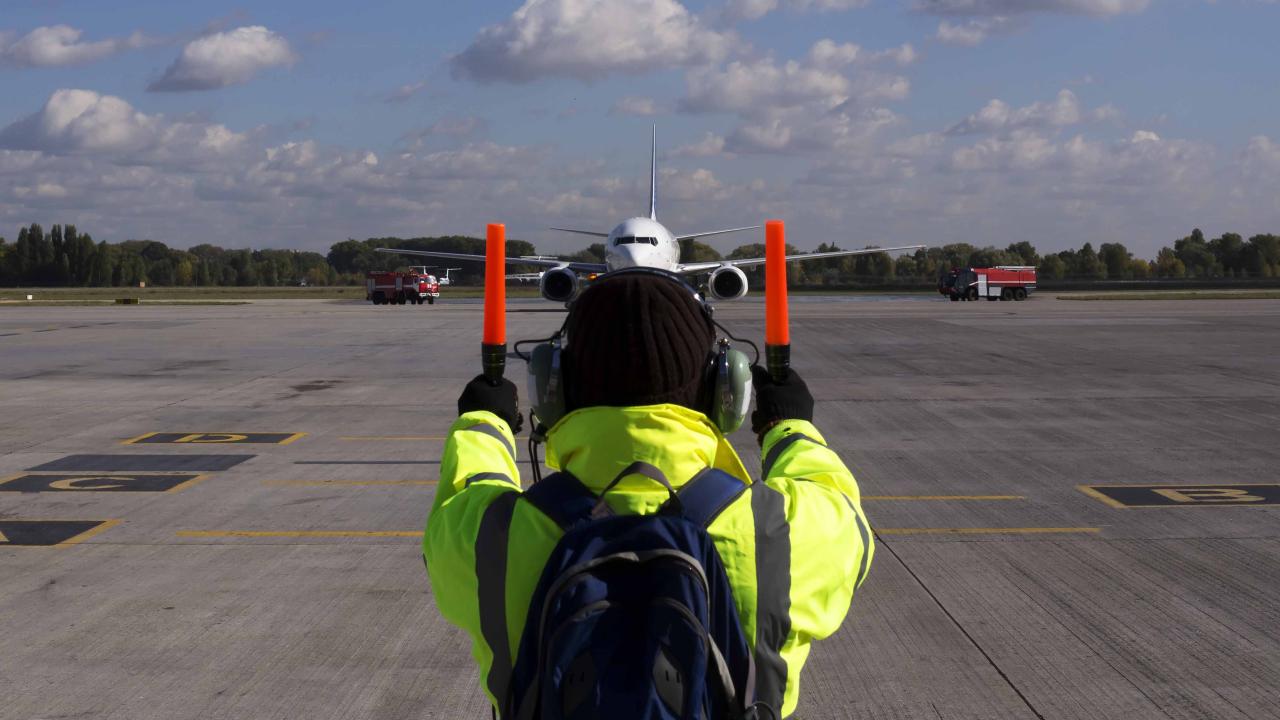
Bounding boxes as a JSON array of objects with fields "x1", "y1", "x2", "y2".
[{"x1": 378, "y1": 127, "x2": 924, "y2": 303}]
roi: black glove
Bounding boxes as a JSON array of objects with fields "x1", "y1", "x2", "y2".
[
  {"x1": 750, "y1": 365, "x2": 814, "y2": 438},
  {"x1": 458, "y1": 375, "x2": 524, "y2": 433}
]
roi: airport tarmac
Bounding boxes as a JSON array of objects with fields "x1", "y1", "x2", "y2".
[{"x1": 2, "y1": 295, "x2": 1279, "y2": 720}]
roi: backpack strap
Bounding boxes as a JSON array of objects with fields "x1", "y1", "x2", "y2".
[
  {"x1": 520, "y1": 471, "x2": 601, "y2": 532},
  {"x1": 674, "y1": 468, "x2": 749, "y2": 529}
]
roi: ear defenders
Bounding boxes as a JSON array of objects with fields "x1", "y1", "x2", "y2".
[{"x1": 526, "y1": 269, "x2": 752, "y2": 434}]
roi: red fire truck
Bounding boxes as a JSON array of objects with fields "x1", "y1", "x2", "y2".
[
  {"x1": 940, "y1": 266, "x2": 1037, "y2": 301},
  {"x1": 366, "y1": 267, "x2": 440, "y2": 305}
]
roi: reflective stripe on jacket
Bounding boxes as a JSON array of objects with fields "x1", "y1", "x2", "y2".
[{"x1": 422, "y1": 404, "x2": 873, "y2": 718}]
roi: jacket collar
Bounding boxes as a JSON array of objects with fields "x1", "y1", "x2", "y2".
[{"x1": 544, "y1": 404, "x2": 750, "y2": 492}]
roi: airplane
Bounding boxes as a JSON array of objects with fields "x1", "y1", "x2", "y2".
[{"x1": 377, "y1": 127, "x2": 925, "y2": 304}]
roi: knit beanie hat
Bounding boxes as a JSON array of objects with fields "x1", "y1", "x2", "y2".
[{"x1": 563, "y1": 272, "x2": 715, "y2": 412}]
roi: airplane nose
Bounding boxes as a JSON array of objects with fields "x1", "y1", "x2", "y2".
[{"x1": 607, "y1": 245, "x2": 640, "y2": 271}]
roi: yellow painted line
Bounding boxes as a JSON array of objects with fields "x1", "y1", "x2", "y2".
[
  {"x1": 876, "y1": 527, "x2": 1099, "y2": 536},
  {"x1": 120, "y1": 432, "x2": 159, "y2": 445},
  {"x1": 122, "y1": 432, "x2": 307, "y2": 445},
  {"x1": 58, "y1": 519, "x2": 124, "y2": 547},
  {"x1": 262, "y1": 479, "x2": 437, "y2": 487},
  {"x1": 177, "y1": 530, "x2": 419, "y2": 538},
  {"x1": 337, "y1": 436, "x2": 447, "y2": 441},
  {"x1": 863, "y1": 495, "x2": 1023, "y2": 501},
  {"x1": 0, "y1": 474, "x2": 212, "y2": 493},
  {"x1": 1076, "y1": 484, "x2": 1129, "y2": 509},
  {"x1": 168, "y1": 474, "x2": 213, "y2": 492}
]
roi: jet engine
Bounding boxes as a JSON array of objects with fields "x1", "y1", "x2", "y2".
[
  {"x1": 707, "y1": 265, "x2": 749, "y2": 301},
  {"x1": 540, "y1": 267, "x2": 580, "y2": 304}
]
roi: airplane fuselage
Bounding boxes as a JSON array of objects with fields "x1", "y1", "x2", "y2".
[{"x1": 603, "y1": 217, "x2": 681, "y2": 272}]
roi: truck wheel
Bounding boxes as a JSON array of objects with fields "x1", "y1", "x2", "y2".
[
  {"x1": 967, "y1": 288, "x2": 979, "y2": 301},
  {"x1": 372, "y1": 292, "x2": 384, "y2": 305},
  {"x1": 427, "y1": 297, "x2": 435, "y2": 305},
  {"x1": 1000, "y1": 288, "x2": 1012, "y2": 301},
  {"x1": 1014, "y1": 288, "x2": 1027, "y2": 301}
]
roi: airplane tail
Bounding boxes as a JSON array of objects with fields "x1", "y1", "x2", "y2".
[{"x1": 649, "y1": 124, "x2": 657, "y2": 221}]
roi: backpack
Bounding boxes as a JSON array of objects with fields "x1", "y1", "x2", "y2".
[{"x1": 503, "y1": 461, "x2": 763, "y2": 720}]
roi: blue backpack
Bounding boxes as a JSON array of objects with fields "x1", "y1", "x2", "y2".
[{"x1": 503, "y1": 461, "x2": 763, "y2": 720}]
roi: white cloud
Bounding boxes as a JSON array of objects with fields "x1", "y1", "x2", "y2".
[
  {"x1": 947, "y1": 89, "x2": 1083, "y2": 135},
  {"x1": 918, "y1": 0, "x2": 1149, "y2": 16},
  {"x1": 0, "y1": 89, "x2": 158, "y2": 154},
  {"x1": 1240, "y1": 135, "x2": 1280, "y2": 178},
  {"x1": 403, "y1": 116, "x2": 488, "y2": 144},
  {"x1": 868, "y1": 43, "x2": 918, "y2": 66},
  {"x1": 0, "y1": 25, "x2": 153, "y2": 68},
  {"x1": 386, "y1": 81, "x2": 428, "y2": 103},
  {"x1": 724, "y1": 0, "x2": 871, "y2": 21},
  {"x1": 672, "y1": 132, "x2": 730, "y2": 157},
  {"x1": 936, "y1": 17, "x2": 1018, "y2": 45},
  {"x1": 679, "y1": 39, "x2": 912, "y2": 120},
  {"x1": 149, "y1": 26, "x2": 294, "y2": 92},
  {"x1": 610, "y1": 96, "x2": 661, "y2": 116},
  {"x1": 0, "y1": 89, "x2": 246, "y2": 162},
  {"x1": 450, "y1": 0, "x2": 734, "y2": 83}
]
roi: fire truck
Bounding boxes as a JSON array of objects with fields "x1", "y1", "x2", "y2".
[
  {"x1": 940, "y1": 266, "x2": 1037, "y2": 301},
  {"x1": 366, "y1": 267, "x2": 440, "y2": 305}
]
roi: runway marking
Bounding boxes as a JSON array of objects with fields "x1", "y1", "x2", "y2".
[
  {"x1": 293, "y1": 460, "x2": 440, "y2": 465},
  {"x1": 262, "y1": 479, "x2": 437, "y2": 487},
  {"x1": 337, "y1": 436, "x2": 447, "y2": 441},
  {"x1": 863, "y1": 495, "x2": 1023, "y2": 501},
  {"x1": 876, "y1": 527, "x2": 1099, "y2": 536},
  {"x1": 176, "y1": 530, "x2": 420, "y2": 538},
  {"x1": 28, "y1": 454, "x2": 254, "y2": 472},
  {"x1": 1079, "y1": 483, "x2": 1280, "y2": 508},
  {"x1": 123, "y1": 432, "x2": 306, "y2": 445},
  {"x1": 0, "y1": 519, "x2": 121, "y2": 547},
  {"x1": 0, "y1": 473, "x2": 209, "y2": 493}
]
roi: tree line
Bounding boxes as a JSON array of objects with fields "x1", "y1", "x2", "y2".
[
  {"x1": 4, "y1": 222, "x2": 1279, "y2": 288},
  {"x1": 0, "y1": 223, "x2": 338, "y2": 287}
]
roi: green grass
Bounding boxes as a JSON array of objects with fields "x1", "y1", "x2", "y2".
[
  {"x1": 0, "y1": 285, "x2": 544, "y2": 302},
  {"x1": 0, "y1": 299, "x2": 250, "y2": 307},
  {"x1": 1060, "y1": 290, "x2": 1280, "y2": 301}
]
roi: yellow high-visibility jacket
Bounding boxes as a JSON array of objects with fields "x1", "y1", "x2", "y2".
[{"x1": 423, "y1": 404, "x2": 873, "y2": 718}]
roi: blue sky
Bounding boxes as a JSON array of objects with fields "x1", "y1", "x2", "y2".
[{"x1": 2, "y1": 0, "x2": 1277, "y2": 258}]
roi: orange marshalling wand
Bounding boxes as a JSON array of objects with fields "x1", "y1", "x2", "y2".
[
  {"x1": 764, "y1": 219, "x2": 791, "y2": 381},
  {"x1": 482, "y1": 223, "x2": 507, "y2": 384}
]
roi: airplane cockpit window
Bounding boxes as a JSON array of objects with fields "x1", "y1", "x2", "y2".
[{"x1": 614, "y1": 236, "x2": 660, "y2": 246}]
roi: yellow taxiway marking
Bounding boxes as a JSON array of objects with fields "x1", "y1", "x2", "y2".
[
  {"x1": 262, "y1": 479, "x2": 437, "y2": 487},
  {"x1": 176, "y1": 530, "x2": 420, "y2": 539},
  {"x1": 863, "y1": 495, "x2": 1023, "y2": 501},
  {"x1": 0, "y1": 519, "x2": 124, "y2": 547},
  {"x1": 122, "y1": 432, "x2": 307, "y2": 445},
  {"x1": 876, "y1": 527, "x2": 1099, "y2": 536},
  {"x1": 337, "y1": 436, "x2": 447, "y2": 441},
  {"x1": 59, "y1": 519, "x2": 124, "y2": 545}
]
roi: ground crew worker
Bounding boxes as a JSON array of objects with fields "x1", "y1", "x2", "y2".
[{"x1": 423, "y1": 271, "x2": 874, "y2": 718}]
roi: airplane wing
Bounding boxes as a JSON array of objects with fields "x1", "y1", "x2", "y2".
[
  {"x1": 676, "y1": 244, "x2": 926, "y2": 274},
  {"x1": 550, "y1": 227, "x2": 610, "y2": 238},
  {"x1": 375, "y1": 247, "x2": 608, "y2": 274},
  {"x1": 674, "y1": 225, "x2": 762, "y2": 242}
]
